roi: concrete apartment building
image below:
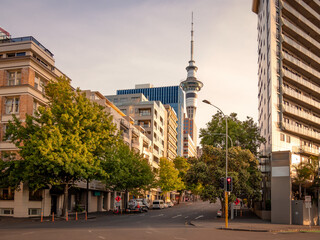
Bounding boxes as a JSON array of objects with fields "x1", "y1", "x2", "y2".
[
  {"x1": 164, "y1": 105, "x2": 178, "y2": 161},
  {"x1": 183, "y1": 134, "x2": 197, "y2": 158},
  {"x1": 252, "y1": 0, "x2": 320, "y2": 224},
  {"x1": 106, "y1": 93, "x2": 168, "y2": 169},
  {"x1": 117, "y1": 84, "x2": 184, "y2": 156}
]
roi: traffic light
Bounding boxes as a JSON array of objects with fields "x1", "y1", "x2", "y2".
[
  {"x1": 219, "y1": 177, "x2": 225, "y2": 189},
  {"x1": 226, "y1": 177, "x2": 232, "y2": 192}
]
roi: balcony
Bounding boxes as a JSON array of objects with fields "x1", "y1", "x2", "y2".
[
  {"x1": 287, "y1": 0, "x2": 320, "y2": 28},
  {"x1": 283, "y1": 121, "x2": 320, "y2": 144},
  {"x1": 282, "y1": 51, "x2": 320, "y2": 82},
  {"x1": 282, "y1": 18, "x2": 320, "y2": 55},
  {"x1": 283, "y1": 87, "x2": 320, "y2": 113},
  {"x1": 282, "y1": 34, "x2": 320, "y2": 70},
  {"x1": 282, "y1": 68, "x2": 320, "y2": 99},
  {"x1": 293, "y1": 145, "x2": 320, "y2": 156},
  {"x1": 131, "y1": 139, "x2": 140, "y2": 150},
  {"x1": 283, "y1": 104, "x2": 320, "y2": 128},
  {"x1": 282, "y1": 1, "x2": 319, "y2": 41}
]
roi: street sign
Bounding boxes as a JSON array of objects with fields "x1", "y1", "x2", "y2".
[
  {"x1": 115, "y1": 196, "x2": 121, "y2": 202},
  {"x1": 233, "y1": 203, "x2": 240, "y2": 210},
  {"x1": 305, "y1": 202, "x2": 312, "y2": 208},
  {"x1": 305, "y1": 196, "x2": 311, "y2": 202},
  {"x1": 234, "y1": 198, "x2": 240, "y2": 205}
]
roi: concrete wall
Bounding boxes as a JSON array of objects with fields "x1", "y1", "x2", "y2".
[
  {"x1": 292, "y1": 200, "x2": 319, "y2": 226},
  {"x1": 271, "y1": 151, "x2": 292, "y2": 224}
]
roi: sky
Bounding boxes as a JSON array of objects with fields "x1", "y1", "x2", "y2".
[{"x1": 1, "y1": 0, "x2": 258, "y2": 145}]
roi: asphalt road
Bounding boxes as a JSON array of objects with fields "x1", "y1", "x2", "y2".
[{"x1": 1, "y1": 201, "x2": 319, "y2": 240}]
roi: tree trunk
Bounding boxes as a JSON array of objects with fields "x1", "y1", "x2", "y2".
[
  {"x1": 63, "y1": 183, "x2": 69, "y2": 218},
  {"x1": 299, "y1": 184, "x2": 302, "y2": 199}
]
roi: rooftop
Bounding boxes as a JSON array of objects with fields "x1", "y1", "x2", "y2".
[{"x1": 0, "y1": 36, "x2": 54, "y2": 57}]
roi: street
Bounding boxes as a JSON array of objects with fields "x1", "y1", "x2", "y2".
[{"x1": 1, "y1": 201, "x2": 319, "y2": 240}]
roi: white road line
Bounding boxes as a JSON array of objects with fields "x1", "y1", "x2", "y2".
[
  {"x1": 145, "y1": 231, "x2": 153, "y2": 234},
  {"x1": 184, "y1": 216, "x2": 189, "y2": 219},
  {"x1": 195, "y1": 215, "x2": 204, "y2": 220},
  {"x1": 151, "y1": 214, "x2": 164, "y2": 218},
  {"x1": 98, "y1": 236, "x2": 105, "y2": 239},
  {"x1": 88, "y1": 230, "x2": 92, "y2": 233},
  {"x1": 172, "y1": 214, "x2": 182, "y2": 218},
  {"x1": 174, "y1": 237, "x2": 186, "y2": 240},
  {"x1": 21, "y1": 232, "x2": 35, "y2": 235}
]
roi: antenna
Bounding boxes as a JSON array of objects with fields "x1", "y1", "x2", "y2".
[{"x1": 191, "y1": 12, "x2": 194, "y2": 61}]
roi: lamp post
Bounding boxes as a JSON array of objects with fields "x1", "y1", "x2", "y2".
[{"x1": 203, "y1": 99, "x2": 229, "y2": 228}]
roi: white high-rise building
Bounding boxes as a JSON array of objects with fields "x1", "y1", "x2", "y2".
[{"x1": 252, "y1": 0, "x2": 320, "y2": 224}]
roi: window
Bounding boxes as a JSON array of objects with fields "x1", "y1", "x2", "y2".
[
  {"x1": 0, "y1": 188, "x2": 14, "y2": 200},
  {"x1": 33, "y1": 101, "x2": 40, "y2": 115},
  {"x1": 7, "y1": 53, "x2": 15, "y2": 58},
  {"x1": 5, "y1": 97, "x2": 19, "y2": 114},
  {"x1": 16, "y1": 52, "x2": 26, "y2": 57},
  {"x1": 7, "y1": 71, "x2": 21, "y2": 86},
  {"x1": 280, "y1": 133, "x2": 285, "y2": 141},
  {"x1": 3, "y1": 125, "x2": 12, "y2": 141},
  {"x1": 29, "y1": 190, "x2": 42, "y2": 201},
  {"x1": 34, "y1": 76, "x2": 45, "y2": 92},
  {"x1": 286, "y1": 135, "x2": 291, "y2": 143}
]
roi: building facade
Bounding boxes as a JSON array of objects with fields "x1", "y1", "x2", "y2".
[
  {"x1": 252, "y1": 0, "x2": 320, "y2": 224},
  {"x1": 183, "y1": 133, "x2": 197, "y2": 158},
  {"x1": 0, "y1": 32, "x2": 67, "y2": 217},
  {"x1": 165, "y1": 104, "x2": 178, "y2": 161},
  {"x1": 116, "y1": 84, "x2": 184, "y2": 156},
  {"x1": 106, "y1": 93, "x2": 168, "y2": 169}
]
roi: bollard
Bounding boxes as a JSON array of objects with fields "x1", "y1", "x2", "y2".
[
  {"x1": 66, "y1": 211, "x2": 68, "y2": 221},
  {"x1": 41, "y1": 211, "x2": 43, "y2": 222},
  {"x1": 52, "y1": 212, "x2": 54, "y2": 222},
  {"x1": 76, "y1": 212, "x2": 78, "y2": 221},
  {"x1": 85, "y1": 211, "x2": 87, "y2": 221}
]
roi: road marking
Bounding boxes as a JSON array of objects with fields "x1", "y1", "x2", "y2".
[
  {"x1": 184, "y1": 216, "x2": 189, "y2": 219},
  {"x1": 88, "y1": 230, "x2": 92, "y2": 233},
  {"x1": 172, "y1": 214, "x2": 182, "y2": 218},
  {"x1": 195, "y1": 215, "x2": 203, "y2": 220},
  {"x1": 174, "y1": 237, "x2": 186, "y2": 240},
  {"x1": 22, "y1": 232, "x2": 35, "y2": 235},
  {"x1": 151, "y1": 214, "x2": 164, "y2": 217},
  {"x1": 145, "y1": 231, "x2": 153, "y2": 234},
  {"x1": 98, "y1": 236, "x2": 105, "y2": 239}
]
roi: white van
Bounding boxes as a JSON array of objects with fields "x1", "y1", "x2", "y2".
[{"x1": 152, "y1": 200, "x2": 164, "y2": 209}]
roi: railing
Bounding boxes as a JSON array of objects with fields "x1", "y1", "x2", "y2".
[
  {"x1": 282, "y1": 1, "x2": 319, "y2": 36},
  {"x1": 282, "y1": 18, "x2": 320, "y2": 50},
  {"x1": 283, "y1": 87, "x2": 320, "y2": 109},
  {"x1": 300, "y1": 145, "x2": 320, "y2": 155},
  {"x1": 283, "y1": 121, "x2": 320, "y2": 141},
  {"x1": 0, "y1": 36, "x2": 54, "y2": 57},
  {"x1": 282, "y1": 68, "x2": 320, "y2": 95},
  {"x1": 283, "y1": 104, "x2": 320, "y2": 126},
  {"x1": 282, "y1": 52, "x2": 320, "y2": 80},
  {"x1": 282, "y1": 34, "x2": 320, "y2": 65}
]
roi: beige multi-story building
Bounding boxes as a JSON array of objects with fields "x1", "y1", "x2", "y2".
[
  {"x1": 0, "y1": 31, "x2": 67, "y2": 217},
  {"x1": 106, "y1": 93, "x2": 167, "y2": 169},
  {"x1": 165, "y1": 105, "x2": 178, "y2": 161},
  {"x1": 252, "y1": 0, "x2": 320, "y2": 224}
]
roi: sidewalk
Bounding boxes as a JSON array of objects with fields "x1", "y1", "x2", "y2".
[{"x1": 190, "y1": 209, "x2": 320, "y2": 232}]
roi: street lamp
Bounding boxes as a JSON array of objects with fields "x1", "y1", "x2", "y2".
[{"x1": 203, "y1": 99, "x2": 229, "y2": 229}]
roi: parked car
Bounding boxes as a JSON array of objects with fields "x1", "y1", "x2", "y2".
[
  {"x1": 136, "y1": 198, "x2": 150, "y2": 209},
  {"x1": 166, "y1": 201, "x2": 174, "y2": 207},
  {"x1": 217, "y1": 209, "x2": 222, "y2": 217},
  {"x1": 152, "y1": 200, "x2": 165, "y2": 209},
  {"x1": 128, "y1": 199, "x2": 148, "y2": 213}
]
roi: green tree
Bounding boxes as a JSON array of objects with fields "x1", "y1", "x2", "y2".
[
  {"x1": 158, "y1": 158, "x2": 184, "y2": 198},
  {"x1": 200, "y1": 112, "x2": 265, "y2": 157},
  {"x1": 2, "y1": 77, "x2": 119, "y2": 217},
  {"x1": 103, "y1": 142, "x2": 154, "y2": 207},
  {"x1": 186, "y1": 145, "x2": 262, "y2": 212}
]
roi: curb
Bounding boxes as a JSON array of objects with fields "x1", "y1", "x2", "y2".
[{"x1": 217, "y1": 227, "x2": 270, "y2": 232}]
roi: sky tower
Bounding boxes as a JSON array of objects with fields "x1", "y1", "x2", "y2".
[{"x1": 180, "y1": 13, "x2": 203, "y2": 120}]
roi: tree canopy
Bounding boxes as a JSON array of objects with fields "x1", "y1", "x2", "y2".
[
  {"x1": 200, "y1": 112, "x2": 265, "y2": 157},
  {"x1": 102, "y1": 142, "x2": 155, "y2": 193},
  {"x1": 185, "y1": 145, "x2": 262, "y2": 210},
  {"x1": 2, "y1": 77, "x2": 119, "y2": 216},
  {"x1": 158, "y1": 158, "x2": 184, "y2": 195}
]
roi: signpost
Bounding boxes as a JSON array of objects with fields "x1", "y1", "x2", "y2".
[{"x1": 305, "y1": 196, "x2": 311, "y2": 226}]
